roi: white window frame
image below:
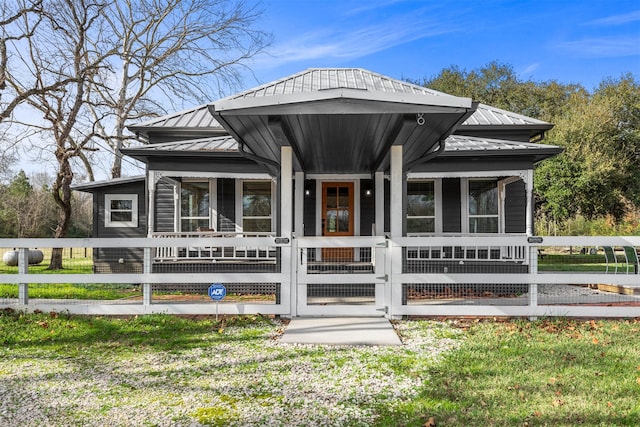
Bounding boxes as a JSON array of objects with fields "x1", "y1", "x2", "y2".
[
  {"x1": 406, "y1": 179, "x2": 442, "y2": 235},
  {"x1": 179, "y1": 179, "x2": 215, "y2": 232},
  {"x1": 236, "y1": 179, "x2": 276, "y2": 233},
  {"x1": 462, "y1": 178, "x2": 501, "y2": 234},
  {"x1": 105, "y1": 194, "x2": 138, "y2": 228}
]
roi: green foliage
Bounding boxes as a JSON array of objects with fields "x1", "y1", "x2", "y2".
[
  {"x1": 420, "y1": 61, "x2": 584, "y2": 119},
  {"x1": 420, "y1": 62, "x2": 640, "y2": 231},
  {"x1": 538, "y1": 74, "x2": 640, "y2": 223}
]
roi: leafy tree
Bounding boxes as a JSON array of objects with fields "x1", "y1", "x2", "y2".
[
  {"x1": 0, "y1": 170, "x2": 57, "y2": 237},
  {"x1": 418, "y1": 61, "x2": 584, "y2": 120},
  {"x1": 537, "y1": 74, "x2": 640, "y2": 223}
]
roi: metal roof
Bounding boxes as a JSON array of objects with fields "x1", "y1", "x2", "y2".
[
  {"x1": 121, "y1": 134, "x2": 560, "y2": 160},
  {"x1": 443, "y1": 135, "x2": 561, "y2": 155},
  {"x1": 124, "y1": 136, "x2": 238, "y2": 153},
  {"x1": 462, "y1": 103, "x2": 551, "y2": 128},
  {"x1": 72, "y1": 175, "x2": 145, "y2": 192},
  {"x1": 224, "y1": 68, "x2": 449, "y2": 100},
  {"x1": 128, "y1": 104, "x2": 224, "y2": 135},
  {"x1": 126, "y1": 69, "x2": 551, "y2": 138}
]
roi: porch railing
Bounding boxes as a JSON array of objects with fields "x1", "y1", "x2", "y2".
[
  {"x1": 2, "y1": 235, "x2": 640, "y2": 318},
  {"x1": 151, "y1": 232, "x2": 277, "y2": 263}
]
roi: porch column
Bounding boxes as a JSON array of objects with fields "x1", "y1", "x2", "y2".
[
  {"x1": 525, "y1": 169, "x2": 534, "y2": 236},
  {"x1": 375, "y1": 172, "x2": 384, "y2": 236},
  {"x1": 281, "y1": 146, "x2": 293, "y2": 236},
  {"x1": 281, "y1": 146, "x2": 294, "y2": 317},
  {"x1": 388, "y1": 146, "x2": 403, "y2": 319},
  {"x1": 390, "y1": 146, "x2": 403, "y2": 237},
  {"x1": 147, "y1": 170, "x2": 157, "y2": 236},
  {"x1": 294, "y1": 171, "x2": 304, "y2": 236}
]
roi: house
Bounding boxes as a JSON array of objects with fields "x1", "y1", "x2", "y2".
[{"x1": 74, "y1": 68, "x2": 561, "y2": 310}]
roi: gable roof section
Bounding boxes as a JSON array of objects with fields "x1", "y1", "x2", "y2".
[
  {"x1": 210, "y1": 68, "x2": 476, "y2": 173},
  {"x1": 128, "y1": 104, "x2": 225, "y2": 140},
  {"x1": 223, "y1": 68, "x2": 450, "y2": 100}
]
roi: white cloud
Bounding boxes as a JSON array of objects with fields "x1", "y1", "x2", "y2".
[
  {"x1": 519, "y1": 63, "x2": 540, "y2": 76},
  {"x1": 585, "y1": 10, "x2": 640, "y2": 26},
  {"x1": 255, "y1": 15, "x2": 459, "y2": 69},
  {"x1": 556, "y1": 37, "x2": 640, "y2": 58}
]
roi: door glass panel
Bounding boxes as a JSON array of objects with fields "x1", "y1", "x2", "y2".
[
  {"x1": 326, "y1": 210, "x2": 337, "y2": 232},
  {"x1": 338, "y1": 209, "x2": 349, "y2": 232},
  {"x1": 326, "y1": 187, "x2": 337, "y2": 208},
  {"x1": 338, "y1": 186, "x2": 349, "y2": 208}
]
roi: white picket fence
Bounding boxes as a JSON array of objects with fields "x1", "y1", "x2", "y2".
[{"x1": 2, "y1": 235, "x2": 640, "y2": 318}]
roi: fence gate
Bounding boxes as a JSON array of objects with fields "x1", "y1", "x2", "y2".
[{"x1": 295, "y1": 237, "x2": 388, "y2": 316}]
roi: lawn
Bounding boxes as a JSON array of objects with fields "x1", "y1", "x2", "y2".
[{"x1": 1, "y1": 312, "x2": 639, "y2": 426}]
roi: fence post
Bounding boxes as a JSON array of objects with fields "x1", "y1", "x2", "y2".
[
  {"x1": 528, "y1": 245, "x2": 538, "y2": 320},
  {"x1": 142, "y1": 247, "x2": 152, "y2": 306},
  {"x1": 18, "y1": 248, "x2": 28, "y2": 305}
]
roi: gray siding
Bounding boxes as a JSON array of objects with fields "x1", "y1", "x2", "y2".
[
  {"x1": 303, "y1": 180, "x2": 316, "y2": 236},
  {"x1": 155, "y1": 179, "x2": 175, "y2": 232},
  {"x1": 412, "y1": 158, "x2": 534, "y2": 173},
  {"x1": 505, "y1": 180, "x2": 526, "y2": 233},
  {"x1": 148, "y1": 157, "x2": 267, "y2": 174},
  {"x1": 442, "y1": 178, "x2": 461, "y2": 233},
  {"x1": 360, "y1": 179, "x2": 375, "y2": 236},
  {"x1": 217, "y1": 178, "x2": 236, "y2": 232},
  {"x1": 95, "y1": 181, "x2": 146, "y2": 238}
]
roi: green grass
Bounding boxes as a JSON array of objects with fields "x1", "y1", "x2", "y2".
[
  {"x1": 537, "y1": 253, "x2": 630, "y2": 272},
  {"x1": 407, "y1": 319, "x2": 640, "y2": 426},
  {"x1": 1, "y1": 313, "x2": 639, "y2": 426},
  {"x1": 0, "y1": 282, "x2": 141, "y2": 299}
]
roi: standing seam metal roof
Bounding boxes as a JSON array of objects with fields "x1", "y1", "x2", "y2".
[
  {"x1": 129, "y1": 104, "x2": 222, "y2": 129},
  {"x1": 224, "y1": 68, "x2": 446, "y2": 100},
  {"x1": 122, "y1": 134, "x2": 559, "y2": 155},
  {"x1": 128, "y1": 68, "x2": 551, "y2": 130}
]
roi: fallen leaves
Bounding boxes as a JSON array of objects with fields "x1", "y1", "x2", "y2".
[{"x1": 423, "y1": 416, "x2": 437, "y2": 427}]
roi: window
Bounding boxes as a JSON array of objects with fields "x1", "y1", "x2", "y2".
[
  {"x1": 180, "y1": 181, "x2": 210, "y2": 232},
  {"x1": 468, "y1": 180, "x2": 498, "y2": 233},
  {"x1": 242, "y1": 181, "x2": 272, "y2": 232},
  {"x1": 105, "y1": 194, "x2": 138, "y2": 228},
  {"x1": 407, "y1": 181, "x2": 435, "y2": 233}
]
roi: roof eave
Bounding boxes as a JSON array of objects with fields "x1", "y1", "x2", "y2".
[{"x1": 213, "y1": 89, "x2": 473, "y2": 114}]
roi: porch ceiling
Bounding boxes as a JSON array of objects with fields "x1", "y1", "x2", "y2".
[{"x1": 209, "y1": 89, "x2": 475, "y2": 174}]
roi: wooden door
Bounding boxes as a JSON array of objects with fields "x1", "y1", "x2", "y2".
[{"x1": 322, "y1": 182, "x2": 354, "y2": 261}]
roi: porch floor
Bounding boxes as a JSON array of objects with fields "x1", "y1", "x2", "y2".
[{"x1": 280, "y1": 317, "x2": 401, "y2": 346}]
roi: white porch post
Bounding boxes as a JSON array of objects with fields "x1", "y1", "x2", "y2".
[
  {"x1": 281, "y1": 146, "x2": 294, "y2": 317},
  {"x1": 390, "y1": 146, "x2": 403, "y2": 238},
  {"x1": 388, "y1": 146, "x2": 403, "y2": 319},
  {"x1": 525, "y1": 169, "x2": 534, "y2": 236},
  {"x1": 147, "y1": 170, "x2": 157, "y2": 236},
  {"x1": 375, "y1": 171, "x2": 384, "y2": 236},
  {"x1": 294, "y1": 171, "x2": 304, "y2": 236},
  {"x1": 281, "y1": 147, "x2": 293, "y2": 237}
]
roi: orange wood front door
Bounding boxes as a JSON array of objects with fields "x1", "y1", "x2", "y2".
[{"x1": 322, "y1": 182, "x2": 354, "y2": 261}]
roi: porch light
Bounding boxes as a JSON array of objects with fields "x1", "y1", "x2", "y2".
[
  {"x1": 365, "y1": 189, "x2": 372, "y2": 197},
  {"x1": 305, "y1": 189, "x2": 311, "y2": 197}
]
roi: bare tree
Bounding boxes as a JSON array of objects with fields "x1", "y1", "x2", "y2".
[
  {"x1": 5, "y1": 0, "x2": 111, "y2": 268},
  {"x1": 90, "y1": 0, "x2": 270, "y2": 177}
]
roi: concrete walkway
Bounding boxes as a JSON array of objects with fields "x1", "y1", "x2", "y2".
[{"x1": 280, "y1": 317, "x2": 402, "y2": 346}]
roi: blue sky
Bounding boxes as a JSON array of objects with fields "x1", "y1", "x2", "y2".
[{"x1": 246, "y1": 0, "x2": 640, "y2": 91}]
